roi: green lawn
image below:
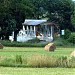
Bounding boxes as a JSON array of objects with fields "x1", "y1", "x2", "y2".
[
  {"x1": 0, "y1": 67, "x2": 75, "y2": 75},
  {"x1": 0, "y1": 47, "x2": 74, "y2": 58},
  {"x1": 0, "y1": 47, "x2": 75, "y2": 75}
]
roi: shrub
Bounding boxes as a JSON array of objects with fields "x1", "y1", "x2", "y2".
[
  {"x1": 0, "y1": 40, "x2": 46, "y2": 47},
  {"x1": 1, "y1": 55, "x2": 75, "y2": 68},
  {"x1": 61, "y1": 29, "x2": 71, "y2": 39},
  {"x1": 57, "y1": 56, "x2": 68, "y2": 67},
  {"x1": 54, "y1": 38, "x2": 65, "y2": 46},
  {"x1": 0, "y1": 56, "x2": 27, "y2": 67},
  {"x1": 68, "y1": 56, "x2": 75, "y2": 68},
  {"x1": 0, "y1": 56, "x2": 5, "y2": 62},
  {"x1": 26, "y1": 38, "x2": 40, "y2": 43},
  {"x1": 54, "y1": 37, "x2": 74, "y2": 47},
  {"x1": 68, "y1": 33, "x2": 75, "y2": 44},
  {"x1": 64, "y1": 29, "x2": 71, "y2": 39},
  {"x1": 27, "y1": 55, "x2": 57, "y2": 68},
  {"x1": 0, "y1": 56, "x2": 15, "y2": 67},
  {"x1": 57, "y1": 56, "x2": 75, "y2": 68},
  {"x1": 16, "y1": 55, "x2": 22, "y2": 64}
]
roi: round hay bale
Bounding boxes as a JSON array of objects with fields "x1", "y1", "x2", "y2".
[
  {"x1": 70, "y1": 50, "x2": 75, "y2": 57},
  {"x1": 44, "y1": 43, "x2": 56, "y2": 52},
  {"x1": 0, "y1": 43, "x2": 4, "y2": 49}
]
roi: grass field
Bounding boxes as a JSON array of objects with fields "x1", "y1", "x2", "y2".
[
  {"x1": 0, "y1": 47, "x2": 75, "y2": 75},
  {"x1": 0, "y1": 67, "x2": 75, "y2": 75},
  {"x1": 0, "y1": 47, "x2": 74, "y2": 57}
]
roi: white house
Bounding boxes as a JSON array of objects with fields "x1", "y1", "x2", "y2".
[{"x1": 10, "y1": 19, "x2": 55, "y2": 42}]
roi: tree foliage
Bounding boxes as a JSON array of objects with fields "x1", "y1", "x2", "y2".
[
  {"x1": 0, "y1": 0, "x2": 74, "y2": 41},
  {"x1": 42, "y1": 0, "x2": 74, "y2": 31},
  {"x1": 0, "y1": 0, "x2": 35, "y2": 40}
]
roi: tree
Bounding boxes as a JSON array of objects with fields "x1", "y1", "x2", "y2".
[
  {"x1": 9, "y1": 0, "x2": 35, "y2": 41},
  {"x1": 0, "y1": 0, "x2": 35, "y2": 41},
  {"x1": 0, "y1": 0, "x2": 74, "y2": 41},
  {"x1": 71, "y1": 2, "x2": 75, "y2": 31},
  {"x1": 0, "y1": 0, "x2": 12, "y2": 40},
  {"x1": 31, "y1": 0, "x2": 46, "y2": 19},
  {"x1": 31, "y1": 0, "x2": 74, "y2": 31},
  {"x1": 42, "y1": 0, "x2": 74, "y2": 31}
]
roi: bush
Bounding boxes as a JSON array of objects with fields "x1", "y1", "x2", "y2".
[
  {"x1": 1, "y1": 55, "x2": 75, "y2": 68},
  {"x1": 64, "y1": 29, "x2": 71, "y2": 39},
  {"x1": 54, "y1": 38, "x2": 64, "y2": 46},
  {"x1": 0, "y1": 56, "x2": 27, "y2": 67},
  {"x1": 54, "y1": 37, "x2": 74, "y2": 47},
  {"x1": 0, "y1": 56, "x2": 15, "y2": 67},
  {"x1": 57, "y1": 56, "x2": 68, "y2": 67},
  {"x1": 27, "y1": 55, "x2": 57, "y2": 68},
  {"x1": 61, "y1": 29, "x2": 71, "y2": 39},
  {"x1": 68, "y1": 33, "x2": 75, "y2": 44},
  {"x1": 54, "y1": 37, "x2": 69, "y2": 46},
  {"x1": 0, "y1": 40, "x2": 46, "y2": 47},
  {"x1": 57, "y1": 56, "x2": 75, "y2": 68},
  {"x1": 68, "y1": 56, "x2": 75, "y2": 68},
  {"x1": 16, "y1": 55, "x2": 22, "y2": 64},
  {"x1": 26, "y1": 38, "x2": 40, "y2": 43}
]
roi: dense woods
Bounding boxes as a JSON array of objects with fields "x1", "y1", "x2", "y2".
[{"x1": 0, "y1": 0, "x2": 75, "y2": 41}]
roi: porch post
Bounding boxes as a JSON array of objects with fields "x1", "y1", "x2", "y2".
[
  {"x1": 51, "y1": 26, "x2": 53, "y2": 39},
  {"x1": 34, "y1": 26, "x2": 36, "y2": 37},
  {"x1": 23, "y1": 25, "x2": 25, "y2": 34},
  {"x1": 27, "y1": 26, "x2": 29, "y2": 36},
  {"x1": 30, "y1": 26, "x2": 32, "y2": 36},
  {"x1": 12, "y1": 31, "x2": 14, "y2": 41},
  {"x1": 23, "y1": 25, "x2": 25, "y2": 31}
]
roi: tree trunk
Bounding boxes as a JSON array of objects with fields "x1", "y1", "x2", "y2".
[{"x1": 14, "y1": 30, "x2": 19, "y2": 41}]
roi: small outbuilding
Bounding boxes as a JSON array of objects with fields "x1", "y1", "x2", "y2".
[{"x1": 10, "y1": 19, "x2": 57, "y2": 42}]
